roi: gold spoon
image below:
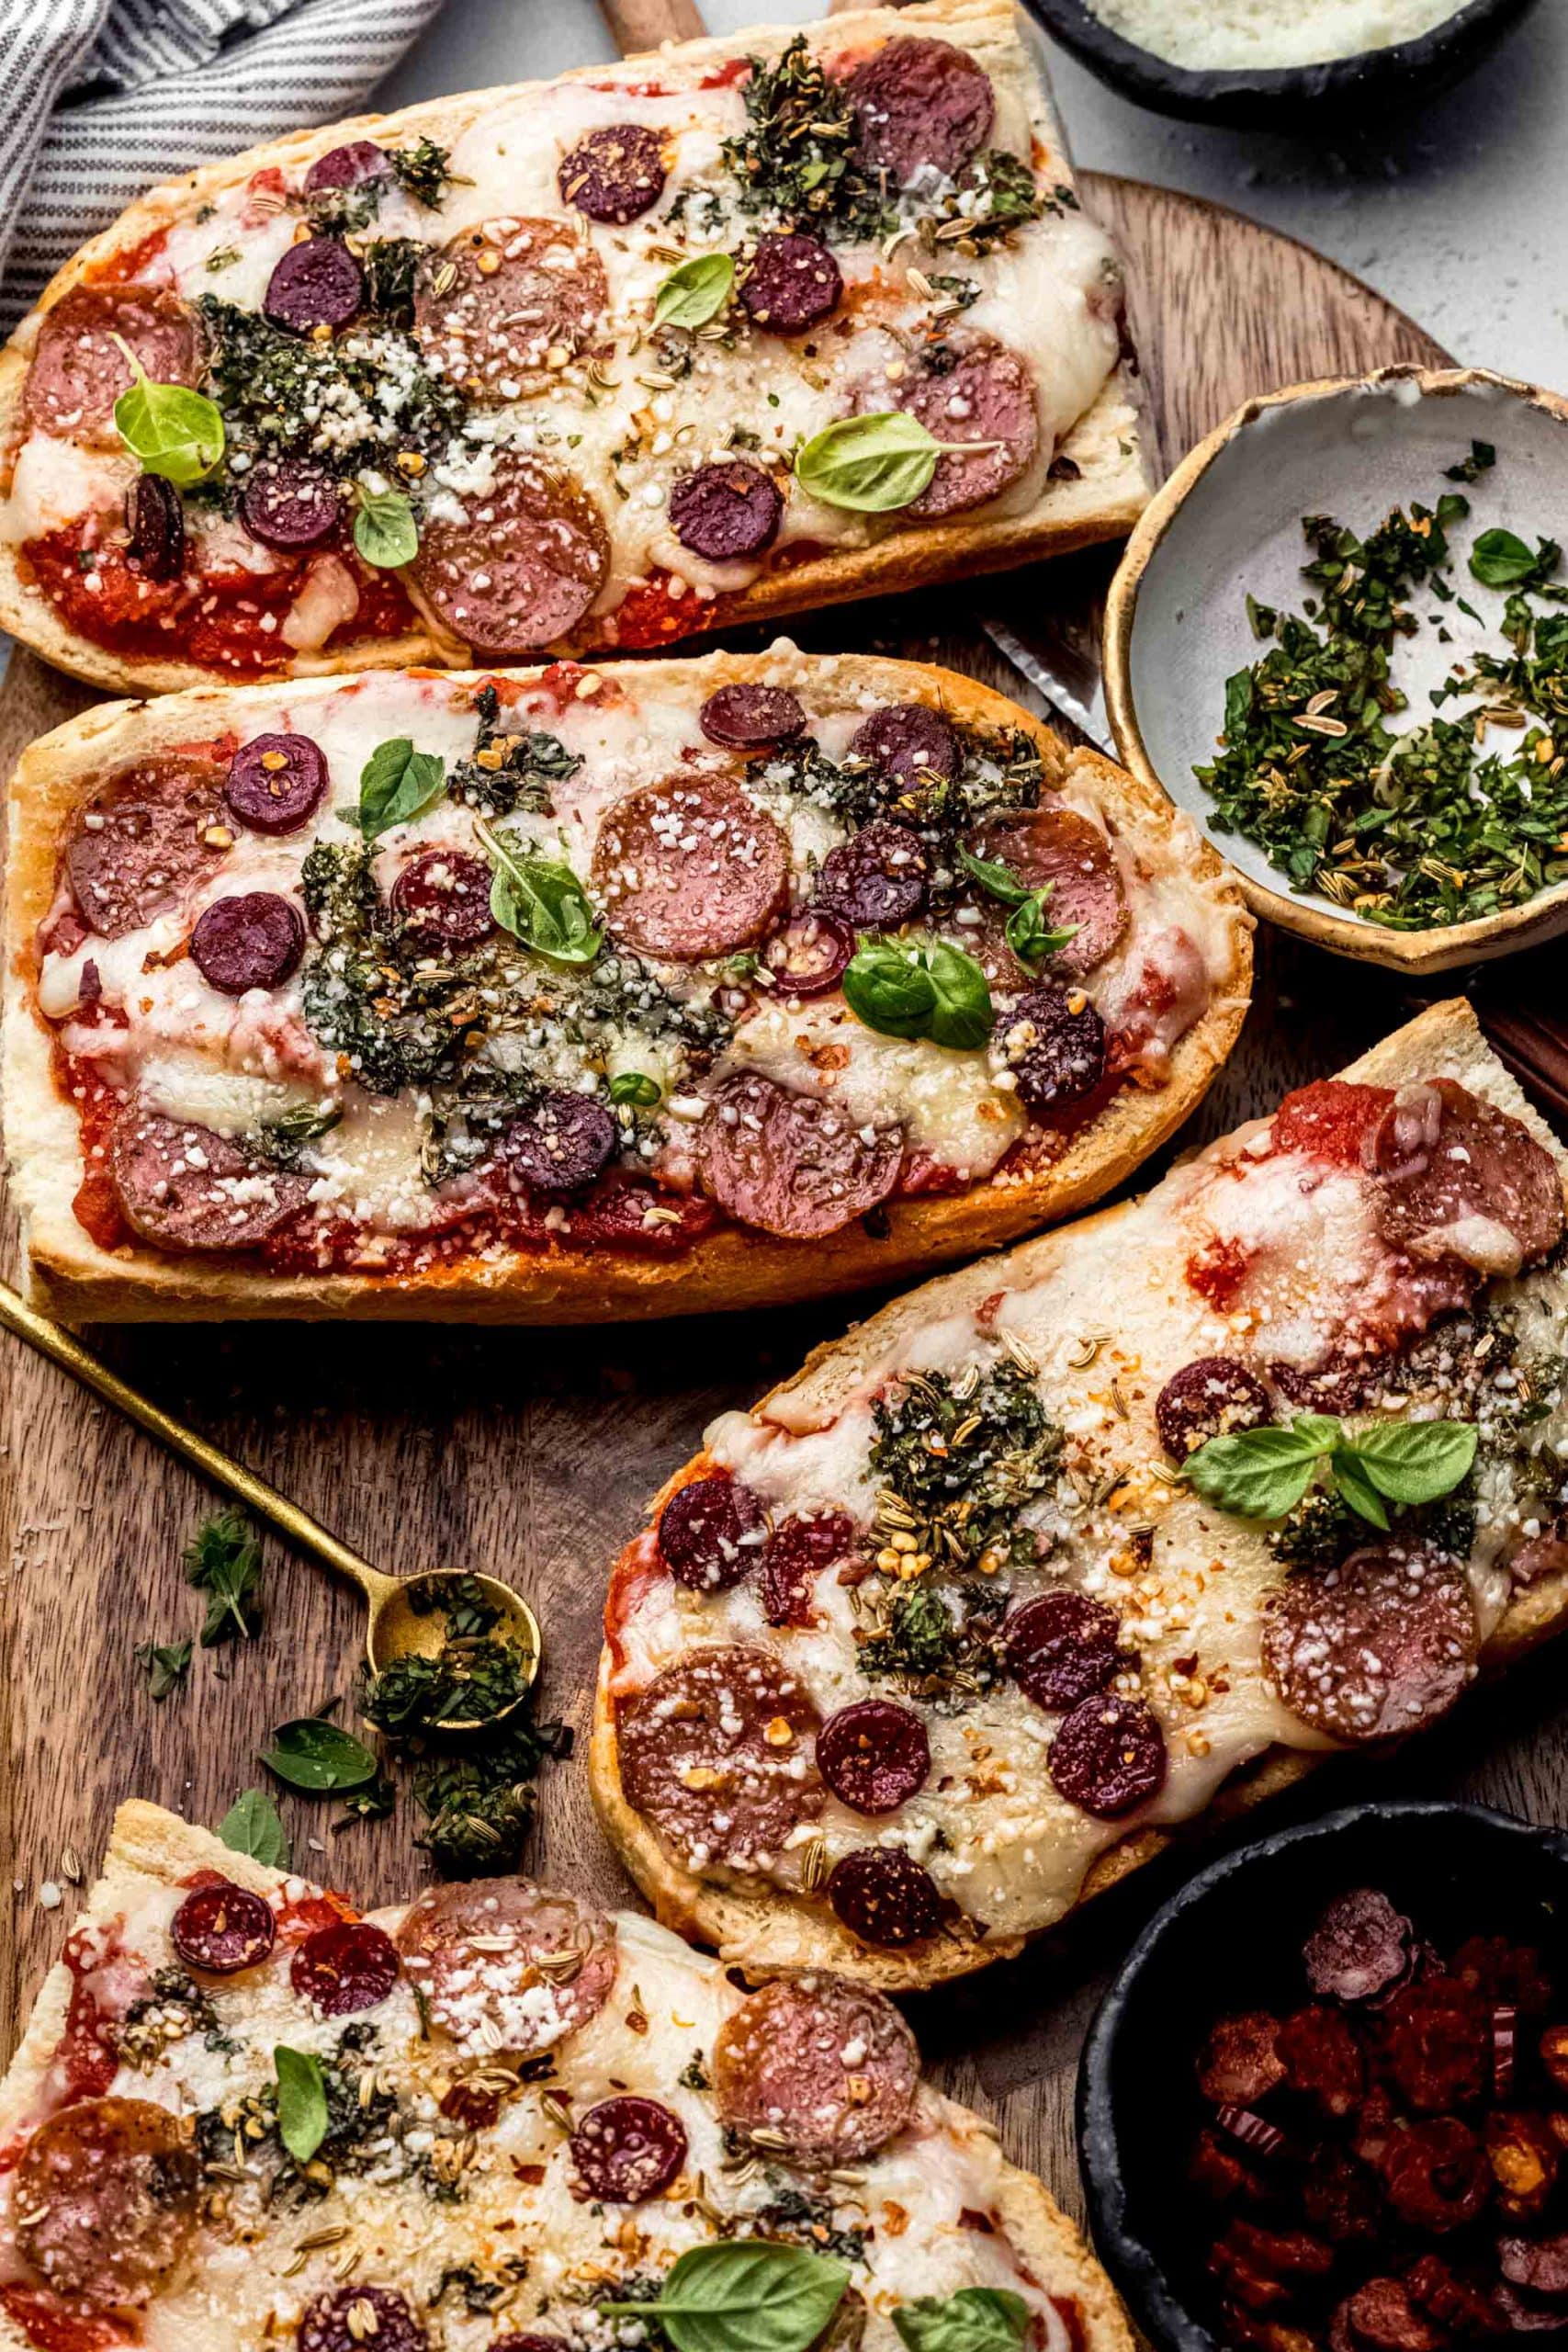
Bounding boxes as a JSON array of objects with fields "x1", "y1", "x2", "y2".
[{"x1": 0, "y1": 1282, "x2": 541, "y2": 1732}]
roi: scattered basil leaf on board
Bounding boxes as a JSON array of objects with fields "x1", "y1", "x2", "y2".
[
  {"x1": 110, "y1": 339, "x2": 224, "y2": 486},
  {"x1": 477, "y1": 820, "x2": 603, "y2": 966},
  {"x1": 601, "y1": 2242, "x2": 849, "y2": 2352},
  {"x1": 654, "y1": 252, "x2": 735, "y2": 330},
  {"x1": 184, "y1": 1509, "x2": 262, "y2": 1645},
  {"x1": 893, "y1": 2287, "x2": 1032, "y2": 2352},
  {"x1": 219, "y1": 1789, "x2": 290, "y2": 1869},
  {"x1": 1004, "y1": 892, "x2": 1077, "y2": 972},
  {"x1": 795, "y1": 412, "x2": 994, "y2": 513},
  {"x1": 263, "y1": 1716, "x2": 379, "y2": 1792},
  {"x1": 1350, "y1": 1417, "x2": 1479, "y2": 1502},
  {"x1": 357, "y1": 738, "x2": 446, "y2": 842},
  {"x1": 842, "y1": 937, "x2": 993, "y2": 1049},
  {"x1": 275, "y1": 2047, "x2": 329, "y2": 2164},
  {"x1": 609, "y1": 1070, "x2": 662, "y2": 1107},
  {"x1": 354, "y1": 487, "x2": 420, "y2": 569},
  {"x1": 1186, "y1": 1413, "x2": 1475, "y2": 1527},
  {"x1": 134, "y1": 1639, "x2": 192, "y2": 1701},
  {"x1": 956, "y1": 846, "x2": 1032, "y2": 909}
]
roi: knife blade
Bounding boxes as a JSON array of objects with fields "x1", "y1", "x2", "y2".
[{"x1": 979, "y1": 545, "x2": 1119, "y2": 756}]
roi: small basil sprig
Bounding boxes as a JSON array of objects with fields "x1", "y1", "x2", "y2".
[
  {"x1": 894, "y1": 2288, "x2": 1032, "y2": 2352},
  {"x1": 476, "y1": 818, "x2": 602, "y2": 966},
  {"x1": 1185, "y1": 1413, "x2": 1478, "y2": 1530},
  {"x1": 601, "y1": 2243, "x2": 848, "y2": 2352},
  {"x1": 110, "y1": 339, "x2": 224, "y2": 487},
  {"x1": 795, "y1": 413, "x2": 1001, "y2": 514},
  {"x1": 355, "y1": 486, "x2": 419, "y2": 569},
  {"x1": 275, "y1": 2047, "x2": 329, "y2": 2165},
  {"x1": 842, "y1": 935, "x2": 993, "y2": 1050},
  {"x1": 262, "y1": 1716, "x2": 379, "y2": 1793},
  {"x1": 957, "y1": 846, "x2": 1077, "y2": 972},
  {"x1": 654, "y1": 252, "x2": 735, "y2": 330},
  {"x1": 219, "y1": 1788, "x2": 289, "y2": 1869},
  {"x1": 609, "y1": 1069, "x2": 661, "y2": 1107},
  {"x1": 356, "y1": 737, "x2": 446, "y2": 841}
]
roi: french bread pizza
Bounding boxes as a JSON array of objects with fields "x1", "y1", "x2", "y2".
[
  {"x1": 592, "y1": 1001, "x2": 1568, "y2": 1991},
  {"x1": 2, "y1": 645, "x2": 1248, "y2": 1322},
  {"x1": 0, "y1": 1800, "x2": 1134, "y2": 2352},
  {"x1": 0, "y1": 0, "x2": 1147, "y2": 695}
]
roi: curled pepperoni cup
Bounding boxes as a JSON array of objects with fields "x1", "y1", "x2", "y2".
[
  {"x1": 1000, "y1": 983, "x2": 1108, "y2": 1115},
  {"x1": 239, "y1": 456, "x2": 342, "y2": 550},
  {"x1": 1380, "y1": 1978, "x2": 1490, "y2": 2113},
  {"x1": 171, "y1": 1880, "x2": 276, "y2": 1974},
  {"x1": 592, "y1": 775, "x2": 790, "y2": 961},
  {"x1": 501, "y1": 1092, "x2": 617, "y2": 1195},
  {"x1": 699, "y1": 1072, "x2": 903, "y2": 1242},
  {"x1": 569, "y1": 2095, "x2": 687, "y2": 2202},
  {"x1": 1003, "y1": 1590, "x2": 1129, "y2": 1713},
  {"x1": 390, "y1": 848, "x2": 494, "y2": 951},
  {"x1": 618, "y1": 1646, "x2": 824, "y2": 1872},
  {"x1": 1381, "y1": 2117, "x2": 1487, "y2": 2231},
  {"x1": 394, "y1": 1881, "x2": 616, "y2": 2054},
  {"x1": 15, "y1": 2098, "x2": 199, "y2": 2310},
  {"x1": 814, "y1": 820, "x2": 929, "y2": 930},
  {"x1": 111, "y1": 1108, "x2": 310, "y2": 1253},
  {"x1": 299, "y1": 2286, "x2": 430, "y2": 2352},
  {"x1": 413, "y1": 450, "x2": 609, "y2": 656},
  {"x1": 969, "y1": 807, "x2": 1129, "y2": 979},
  {"x1": 1156, "y1": 1358, "x2": 1274, "y2": 1461},
  {"x1": 761, "y1": 1510, "x2": 859, "y2": 1627},
  {"x1": 699, "y1": 683, "x2": 807, "y2": 751},
  {"x1": 414, "y1": 223, "x2": 608, "y2": 394},
  {"x1": 26, "y1": 286, "x2": 201, "y2": 440},
  {"x1": 1331, "y1": 2279, "x2": 1444, "y2": 2352},
  {"x1": 558, "y1": 122, "x2": 667, "y2": 223},
  {"x1": 817, "y1": 1699, "x2": 931, "y2": 1815},
  {"x1": 191, "y1": 891, "x2": 306, "y2": 996},
  {"x1": 290, "y1": 1918, "x2": 401, "y2": 2016},
  {"x1": 714, "y1": 1973, "x2": 919, "y2": 2166},
  {"x1": 761, "y1": 910, "x2": 855, "y2": 1001},
  {"x1": 828, "y1": 1846, "x2": 943, "y2": 1950},
  {"x1": 1503, "y1": 2233, "x2": 1568, "y2": 2299},
  {"x1": 863, "y1": 334, "x2": 1040, "y2": 522},
  {"x1": 66, "y1": 754, "x2": 226, "y2": 938},
  {"x1": 226, "y1": 733, "x2": 329, "y2": 835},
  {"x1": 740, "y1": 232, "x2": 842, "y2": 333},
  {"x1": 1049, "y1": 1694, "x2": 1167, "y2": 1820},
  {"x1": 304, "y1": 139, "x2": 390, "y2": 193},
  {"x1": 658, "y1": 1472, "x2": 767, "y2": 1593},
  {"x1": 127, "y1": 474, "x2": 185, "y2": 582},
  {"x1": 264, "y1": 236, "x2": 363, "y2": 334},
  {"x1": 1303, "y1": 1888, "x2": 1413, "y2": 2005},
  {"x1": 850, "y1": 703, "x2": 959, "y2": 797},
  {"x1": 1197, "y1": 2012, "x2": 1284, "y2": 2107},
  {"x1": 1261, "y1": 1544, "x2": 1478, "y2": 1747},
  {"x1": 847, "y1": 35, "x2": 995, "y2": 185},
  {"x1": 669, "y1": 459, "x2": 784, "y2": 561}
]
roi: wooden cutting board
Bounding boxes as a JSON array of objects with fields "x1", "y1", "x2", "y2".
[{"x1": 11, "y1": 6, "x2": 1559, "y2": 2243}]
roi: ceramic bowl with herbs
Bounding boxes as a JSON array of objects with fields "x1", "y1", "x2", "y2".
[{"x1": 1103, "y1": 366, "x2": 1568, "y2": 975}]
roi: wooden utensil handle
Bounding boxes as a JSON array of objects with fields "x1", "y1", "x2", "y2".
[{"x1": 596, "y1": 0, "x2": 706, "y2": 51}]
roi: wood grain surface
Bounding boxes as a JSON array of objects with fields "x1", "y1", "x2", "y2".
[{"x1": 8, "y1": 59, "x2": 1564, "y2": 2249}]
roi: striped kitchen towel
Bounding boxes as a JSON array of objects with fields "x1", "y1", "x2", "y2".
[{"x1": 0, "y1": 0, "x2": 447, "y2": 334}]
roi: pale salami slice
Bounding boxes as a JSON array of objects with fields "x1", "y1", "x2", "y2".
[
  {"x1": 1156, "y1": 1359, "x2": 1275, "y2": 1459},
  {"x1": 859, "y1": 333, "x2": 1039, "y2": 520},
  {"x1": 1493, "y1": 2283, "x2": 1568, "y2": 2335},
  {"x1": 1504, "y1": 2239, "x2": 1568, "y2": 2299},
  {"x1": 299, "y1": 2287, "x2": 428, "y2": 2352},
  {"x1": 1261, "y1": 1544, "x2": 1479, "y2": 1745},
  {"x1": 1049, "y1": 1695, "x2": 1168, "y2": 1818},
  {"x1": 390, "y1": 849, "x2": 494, "y2": 949},
  {"x1": 171, "y1": 1880, "x2": 276, "y2": 1974},
  {"x1": 14, "y1": 2098, "x2": 199, "y2": 2309},
  {"x1": 412, "y1": 450, "x2": 609, "y2": 654},
  {"x1": 1373, "y1": 1080, "x2": 1565, "y2": 1277},
  {"x1": 111, "y1": 1109, "x2": 309, "y2": 1253},
  {"x1": 501, "y1": 1092, "x2": 617, "y2": 1193},
  {"x1": 592, "y1": 775, "x2": 789, "y2": 959},
  {"x1": 969, "y1": 807, "x2": 1129, "y2": 978},
  {"x1": 998, "y1": 984, "x2": 1107, "y2": 1114},
  {"x1": 761, "y1": 911, "x2": 854, "y2": 999},
  {"x1": 414, "y1": 222, "x2": 608, "y2": 394},
  {"x1": 714, "y1": 1973, "x2": 919, "y2": 2165},
  {"x1": 264, "y1": 237, "x2": 363, "y2": 334},
  {"x1": 66, "y1": 754, "x2": 227, "y2": 938},
  {"x1": 849, "y1": 704, "x2": 958, "y2": 796},
  {"x1": 617, "y1": 1645, "x2": 824, "y2": 1871},
  {"x1": 190, "y1": 892, "x2": 305, "y2": 995},
  {"x1": 239, "y1": 457, "x2": 342, "y2": 550},
  {"x1": 760, "y1": 1510, "x2": 860, "y2": 1627},
  {"x1": 25, "y1": 286, "x2": 200, "y2": 440},
  {"x1": 225, "y1": 735, "x2": 328, "y2": 835},
  {"x1": 699, "y1": 684, "x2": 807, "y2": 750},
  {"x1": 827, "y1": 1846, "x2": 943, "y2": 1949},
  {"x1": 395, "y1": 1881, "x2": 616, "y2": 2053},
  {"x1": 657, "y1": 1472, "x2": 768, "y2": 1593},
  {"x1": 817, "y1": 1699, "x2": 931, "y2": 1814},
  {"x1": 668, "y1": 461, "x2": 783, "y2": 560},
  {"x1": 739, "y1": 233, "x2": 842, "y2": 333},
  {"x1": 569, "y1": 2096, "x2": 687, "y2": 2202},
  {"x1": 1332, "y1": 2281, "x2": 1445, "y2": 2352},
  {"x1": 699, "y1": 1072, "x2": 902, "y2": 1240},
  {"x1": 304, "y1": 140, "x2": 389, "y2": 194},
  {"x1": 814, "y1": 820, "x2": 928, "y2": 929},
  {"x1": 1303, "y1": 1889, "x2": 1413, "y2": 2005},
  {"x1": 1004, "y1": 1591, "x2": 1130, "y2": 1712},
  {"x1": 845, "y1": 37, "x2": 996, "y2": 186},
  {"x1": 290, "y1": 1919, "x2": 400, "y2": 2015},
  {"x1": 127, "y1": 475, "x2": 185, "y2": 581},
  {"x1": 558, "y1": 124, "x2": 667, "y2": 223}
]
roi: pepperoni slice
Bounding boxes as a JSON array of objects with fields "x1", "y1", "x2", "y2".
[
  {"x1": 846, "y1": 36, "x2": 996, "y2": 185},
  {"x1": 969, "y1": 807, "x2": 1129, "y2": 978},
  {"x1": 225, "y1": 734, "x2": 328, "y2": 835},
  {"x1": 761, "y1": 911, "x2": 854, "y2": 999},
  {"x1": 714, "y1": 1973, "x2": 919, "y2": 2165},
  {"x1": 412, "y1": 449, "x2": 609, "y2": 655},
  {"x1": 171, "y1": 1880, "x2": 276, "y2": 1974},
  {"x1": 111, "y1": 1108, "x2": 309, "y2": 1253},
  {"x1": 190, "y1": 891, "x2": 305, "y2": 995},
  {"x1": 299, "y1": 2286, "x2": 428, "y2": 2352},
  {"x1": 617, "y1": 1646, "x2": 824, "y2": 1871},
  {"x1": 657, "y1": 1472, "x2": 768, "y2": 1593},
  {"x1": 818, "y1": 1699, "x2": 930, "y2": 1815},
  {"x1": 760, "y1": 1510, "x2": 859, "y2": 1627},
  {"x1": 999, "y1": 984, "x2": 1108, "y2": 1115},
  {"x1": 1156, "y1": 1359, "x2": 1275, "y2": 1460},
  {"x1": 592, "y1": 775, "x2": 789, "y2": 960},
  {"x1": 1198, "y1": 2013, "x2": 1285, "y2": 2106},
  {"x1": 849, "y1": 704, "x2": 959, "y2": 797},
  {"x1": 501, "y1": 1092, "x2": 617, "y2": 1194},
  {"x1": 491, "y1": 2340, "x2": 568, "y2": 2352},
  {"x1": 669, "y1": 460, "x2": 783, "y2": 561},
  {"x1": 739, "y1": 233, "x2": 842, "y2": 333},
  {"x1": 394, "y1": 1881, "x2": 616, "y2": 2053},
  {"x1": 699, "y1": 1071, "x2": 902, "y2": 1240},
  {"x1": 1503, "y1": 2237, "x2": 1568, "y2": 2299},
  {"x1": 390, "y1": 849, "x2": 493, "y2": 950},
  {"x1": 1304, "y1": 1889, "x2": 1414, "y2": 2004},
  {"x1": 860, "y1": 333, "x2": 1039, "y2": 521},
  {"x1": 1494, "y1": 2284, "x2": 1568, "y2": 2336},
  {"x1": 1261, "y1": 1543, "x2": 1478, "y2": 1745},
  {"x1": 1049, "y1": 1694, "x2": 1167, "y2": 1819},
  {"x1": 814, "y1": 820, "x2": 928, "y2": 929},
  {"x1": 1276, "y1": 2005, "x2": 1365, "y2": 2118},
  {"x1": 558, "y1": 124, "x2": 667, "y2": 223},
  {"x1": 827, "y1": 1846, "x2": 943, "y2": 1949},
  {"x1": 264, "y1": 237, "x2": 363, "y2": 334},
  {"x1": 1381, "y1": 1978, "x2": 1491, "y2": 2112},
  {"x1": 699, "y1": 684, "x2": 807, "y2": 750},
  {"x1": 1375, "y1": 1079, "x2": 1565, "y2": 1276},
  {"x1": 15, "y1": 2098, "x2": 198, "y2": 2310},
  {"x1": 65, "y1": 754, "x2": 226, "y2": 938},
  {"x1": 1334, "y1": 2280, "x2": 1447, "y2": 2352},
  {"x1": 26, "y1": 287, "x2": 200, "y2": 440},
  {"x1": 290, "y1": 1919, "x2": 400, "y2": 2015},
  {"x1": 304, "y1": 140, "x2": 389, "y2": 194},
  {"x1": 126, "y1": 475, "x2": 185, "y2": 581},
  {"x1": 239, "y1": 457, "x2": 341, "y2": 550},
  {"x1": 570, "y1": 2094, "x2": 686, "y2": 2201},
  {"x1": 1380, "y1": 2116, "x2": 1488, "y2": 2230},
  {"x1": 1004, "y1": 1591, "x2": 1129, "y2": 1712},
  {"x1": 414, "y1": 222, "x2": 608, "y2": 394}
]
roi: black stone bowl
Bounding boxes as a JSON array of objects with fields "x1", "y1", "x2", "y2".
[
  {"x1": 1075, "y1": 1798, "x2": 1568, "y2": 2350},
  {"x1": 1022, "y1": 0, "x2": 1540, "y2": 130}
]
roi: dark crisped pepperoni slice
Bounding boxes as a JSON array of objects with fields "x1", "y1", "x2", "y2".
[
  {"x1": 413, "y1": 449, "x2": 610, "y2": 654},
  {"x1": 760, "y1": 1510, "x2": 859, "y2": 1627},
  {"x1": 970, "y1": 806, "x2": 1128, "y2": 979},
  {"x1": 1504, "y1": 2237, "x2": 1568, "y2": 2299},
  {"x1": 558, "y1": 123, "x2": 667, "y2": 223},
  {"x1": 224, "y1": 734, "x2": 328, "y2": 839},
  {"x1": 14, "y1": 2098, "x2": 199, "y2": 2309},
  {"x1": 1544, "y1": 2023, "x2": 1568, "y2": 2092},
  {"x1": 1049, "y1": 1694, "x2": 1167, "y2": 1820},
  {"x1": 414, "y1": 222, "x2": 608, "y2": 394},
  {"x1": 1333, "y1": 2280, "x2": 1446, "y2": 2352},
  {"x1": 390, "y1": 848, "x2": 494, "y2": 950},
  {"x1": 860, "y1": 332, "x2": 1039, "y2": 521},
  {"x1": 1276, "y1": 2006, "x2": 1365, "y2": 2117},
  {"x1": 592, "y1": 775, "x2": 789, "y2": 960},
  {"x1": 740, "y1": 232, "x2": 842, "y2": 333},
  {"x1": 846, "y1": 36, "x2": 995, "y2": 185},
  {"x1": 850, "y1": 703, "x2": 958, "y2": 797},
  {"x1": 299, "y1": 2286, "x2": 429, "y2": 2352},
  {"x1": 126, "y1": 474, "x2": 185, "y2": 581},
  {"x1": 1375, "y1": 1079, "x2": 1566, "y2": 1276},
  {"x1": 394, "y1": 1880, "x2": 616, "y2": 2052},
  {"x1": 1198, "y1": 2013, "x2": 1285, "y2": 2107},
  {"x1": 1004, "y1": 1591, "x2": 1129, "y2": 1713},
  {"x1": 239, "y1": 455, "x2": 341, "y2": 550},
  {"x1": 290, "y1": 1919, "x2": 400, "y2": 2016},
  {"x1": 304, "y1": 139, "x2": 390, "y2": 193},
  {"x1": 669, "y1": 460, "x2": 784, "y2": 561},
  {"x1": 65, "y1": 753, "x2": 226, "y2": 938},
  {"x1": 26, "y1": 286, "x2": 201, "y2": 439},
  {"x1": 818, "y1": 1699, "x2": 931, "y2": 1815},
  {"x1": 1156, "y1": 1358, "x2": 1274, "y2": 1460},
  {"x1": 714, "y1": 1973, "x2": 919, "y2": 2165},
  {"x1": 1382, "y1": 1978, "x2": 1491, "y2": 2112},
  {"x1": 190, "y1": 891, "x2": 305, "y2": 995},
  {"x1": 1455, "y1": 1936, "x2": 1553, "y2": 2014},
  {"x1": 1406, "y1": 2256, "x2": 1504, "y2": 2335},
  {"x1": 500, "y1": 1092, "x2": 617, "y2": 1194},
  {"x1": 658, "y1": 1473, "x2": 767, "y2": 1593},
  {"x1": 999, "y1": 983, "x2": 1107, "y2": 1115},
  {"x1": 171, "y1": 1880, "x2": 276, "y2": 1974},
  {"x1": 264, "y1": 236, "x2": 363, "y2": 334},
  {"x1": 570, "y1": 2095, "x2": 686, "y2": 2202},
  {"x1": 699, "y1": 1071, "x2": 902, "y2": 1241},
  {"x1": 1262, "y1": 1544, "x2": 1479, "y2": 1746},
  {"x1": 1303, "y1": 2147, "x2": 1382, "y2": 2244},
  {"x1": 814, "y1": 820, "x2": 929, "y2": 929},
  {"x1": 111, "y1": 1108, "x2": 309, "y2": 1253},
  {"x1": 1191, "y1": 2124, "x2": 1268, "y2": 2205},
  {"x1": 761, "y1": 910, "x2": 854, "y2": 1000},
  {"x1": 618, "y1": 1645, "x2": 824, "y2": 1871},
  {"x1": 699, "y1": 683, "x2": 807, "y2": 750},
  {"x1": 827, "y1": 1846, "x2": 943, "y2": 1950},
  {"x1": 1304, "y1": 1888, "x2": 1414, "y2": 2005}
]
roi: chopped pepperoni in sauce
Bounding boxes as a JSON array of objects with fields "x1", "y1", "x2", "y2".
[{"x1": 57, "y1": 1928, "x2": 121, "y2": 2102}]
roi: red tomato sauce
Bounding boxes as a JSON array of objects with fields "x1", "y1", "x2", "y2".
[
  {"x1": 81, "y1": 227, "x2": 170, "y2": 288},
  {"x1": 276, "y1": 1891, "x2": 358, "y2": 1945},
  {"x1": 0, "y1": 2285, "x2": 129, "y2": 2352},
  {"x1": 56, "y1": 1046, "x2": 130, "y2": 1255},
  {"x1": 58, "y1": 1928, "x2": 122, "y2": 2103},
  {"x1": 604, "y1": 571, "x2": 712, "y2": 650}
]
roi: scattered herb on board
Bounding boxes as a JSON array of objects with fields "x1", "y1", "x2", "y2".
[
  {"x1": 262, "y1": 1714, "x2": 380, "y2": 1792},
  {"x1": 359, "y1": 1577, "x2": 536, "y2": 1736},
  {"x1": 135, "y1": 1638, "x2": 192, "y2": 1701},
  {"x1": 721, "y1": 37, "x2": 890, "y2": 241},
  {"x1": 185, "y1": 1510, "x2": 263, "y2": 1644}
]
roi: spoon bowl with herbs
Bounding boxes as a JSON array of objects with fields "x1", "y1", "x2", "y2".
[{"x1": 1105, "y1": 365, "x2": 1568, "y2": 973}]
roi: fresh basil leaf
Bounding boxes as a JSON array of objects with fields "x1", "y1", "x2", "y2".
[
  {"x1": 262, "y1": 1716, "x2": 379, "y2": 1793},
  {"x1": 957, "y1": 846, "x2": 1032, "y2": 909},
  {"x1": 924, "y1": 940, "x2": 994, "y2": 1049},
  {"x1": 842, "y1": 938, "x2": 938, "y2": 1041},
  {"x1": 478, "y1": 820, "x2": 603, "y2": 966},
  {"x1": 357, "y1": 738, "x2": 446, "y2": 842},
  {"x1": 275, "y1": 2046, "x2": 329, "y2": 2164},
  {"x1": 219, "y1": 1788, "x2": 290, "y2": 1869},
  {"x1": 111, "y1": 341, "x2": 224, "y2": 487},
  {"x1": 609, "y1": 1070, "x2": 662, "y2": 1107},
  {"x1": 893, "y1": 2287, "x2": 1032, "y2": 2352},
  {"x1": 1469, "y1": 527, "x2": 1547, "y2": 589},
  {"x1": 135, "y1": 1638, "x2": 192, "y2": 1701},
  {"x1": 1184, "y1": 1421, "x2": 1326, "y2": 1521},
  {"x1": 654, "y1": 251, "x2": 735, "y2": 330},
  {"x1": 601, "y1": 2241, "x2": 849, "y2": 2352},
  {"x1": 1328, "y1": 1447, "x2": 1391, "y2": 1530},
  {"x1": 1346, "y1": 1417, "x2": 1478, "y2": 1504},
  {"x1": 184, "y1": 1509, "x2": 262, "y2": 1645},
  {"x1": 795, "y1": 412, "x2": 979, "y2": 514},
  {"x1": 1004, "y1": 892, "x2": 1077, "y2": 972},
  {"x1": 354, "y1": 487, "x2": 419, "y2": 569}
]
